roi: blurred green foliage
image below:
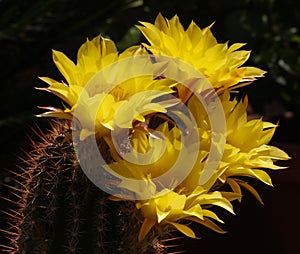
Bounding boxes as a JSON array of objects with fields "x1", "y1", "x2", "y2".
[{"x1": 0, "y1": 0, "x2": 299, "y2": 168}]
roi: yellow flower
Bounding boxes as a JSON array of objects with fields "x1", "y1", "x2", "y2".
[
  {"x1": 107, "y1": 121, "x2": 233, "y2": 241},
  {"x1": 106, "y1": 119, "x2": 204, "y2": 201},
  {"x1": 136, "y1": 186, "x2": 234, "y2": 241},
  {"x1": 108, "y1": 122, "x2": 182, "y2": 180},
  {"x1": 69, "y1": 76, "x2": 176, "y2": 140},
  {"x1": 217, "y1": 92, "x2": 290, "y2": 202},
  {"x1": 37, "y1": 35, "x2": 177, "y2": 139},
  {"x1": 53, "y1": 35, "x2": 118, "y2": 87},
  {"x1": 36, "y1": 15, "x2": 291, "y2": 242},
  {"x1": 175, "y1": 91, "x2": 290, "y2": 203},
  {"x1": 137, "y1": 13, "x2": 266, "y2": 93}
]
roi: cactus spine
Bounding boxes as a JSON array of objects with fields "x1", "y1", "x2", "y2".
[{"x1": 1, "y1": 120, "x2": 177, "y2": 253}]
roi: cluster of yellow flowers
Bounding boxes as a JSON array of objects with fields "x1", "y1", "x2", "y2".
[{"x1": 38, "y1": 14, "x2": 290, "y2": 241}]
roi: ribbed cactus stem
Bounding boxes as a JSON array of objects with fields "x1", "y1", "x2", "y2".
[
  {"x1": 93, "y1": 191, "x2": 109, "y2": 253},
  {"x1": 1, "y1": 120, "x2": 172, "y2": 253}
]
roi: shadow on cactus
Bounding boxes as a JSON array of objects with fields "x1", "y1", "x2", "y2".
[{"x1": 1, "y1": 14, "x2": 290, "y2": 253}]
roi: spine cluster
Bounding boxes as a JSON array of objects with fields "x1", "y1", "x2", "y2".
[{"x1": 1, "y1": 120, "x2": 172, "y2": 253}]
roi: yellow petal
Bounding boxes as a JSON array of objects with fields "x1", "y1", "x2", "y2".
[
  {"x1": 268, "y1": 145, "x2": 291, "y2": 160},
  {"x1": 237, "y1": 180, "x2": 264, "y2": 205},
  {"x1": 37, "y1": 80, "x2": 75, "y2": 106},
  {"x1": 227, "y1": 178, "x2": 242, "y2": 202},
  {"x1": 52, "y1": 49, "x2": 76, "y2": 85},
  {"x1": 138, "y1": 218, "x2": 156, "y2": 242},
  {"x1": 184, "y1": 205, "x2": 204, "y2": 220},
  {"x1": 168, "y1": 221, "x2": 196, "y2": 238},
  {"x1": 202, "y1": 209, "x2": 224, "y2": 223},
  {"x1": 227, "y1": 168, "x2": 273, "y2": 186},
  {"x1": 187, "y1": 217, "x2": 227, "y2": 234},
  {"x1": 241, "y1": 66, "x2": 267, "y2": 79},
  {"x1": 228, "y1": 43, "x2": 246, "y2": 52},
  {"x1": 36, "y1": 110, "x2": 73, "y2": 120},
  {"x1": 79, "y1": 128, "x2": 96, "y2": 141},
  {"x1": 220, "y1": 191, "x2": 242, "y2": 202}
]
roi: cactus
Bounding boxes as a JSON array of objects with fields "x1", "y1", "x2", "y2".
[{"x1": 1, "y1": 120, "x2": 179, "y2": 254}]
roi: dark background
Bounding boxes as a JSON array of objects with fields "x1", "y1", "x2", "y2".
[{"x1": 0, "y1": 0, "x2": 299, "y2": 253}]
